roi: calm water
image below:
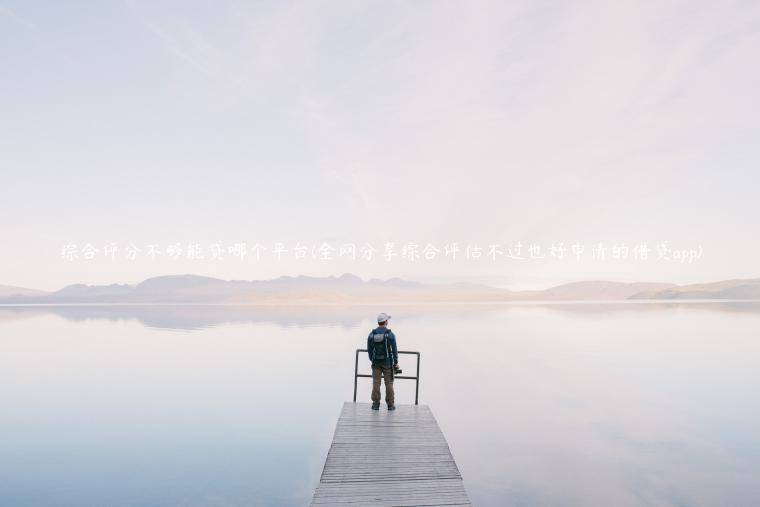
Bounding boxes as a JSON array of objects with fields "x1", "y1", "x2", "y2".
[{"x1": 1, "y1": 303, "x2": 759, "y2": 506}]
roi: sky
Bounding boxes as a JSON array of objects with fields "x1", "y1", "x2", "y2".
[{"x1": 1, "y1": 0, "x2": 759, "y2": 291}]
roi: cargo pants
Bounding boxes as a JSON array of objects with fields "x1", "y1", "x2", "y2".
[{"x1": 371, "y1": 363, "x2": 394, "y2": 406}]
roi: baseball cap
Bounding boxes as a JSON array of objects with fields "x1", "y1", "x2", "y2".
[{"x1": 377, "y1": 312, "x2": 391, "y2": 323}]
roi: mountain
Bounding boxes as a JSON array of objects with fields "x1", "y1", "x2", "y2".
[
  {"x1": 629, "y1": 278, "x2": 760, "y2": 300},
  {"x1": 536, "y1": 281, "x2": 677, "y2": 300},
  {"x1": 0, "y1": 284, "x2": 50, "y2": 298},
  {"x1": 54, "y1": 283, "x2": 133, "y2": 301},
  {"x1": 0, "y1": 274, "x2": 511, "y2": 304},
  {"x1": 51, "y1": 275, "x2": 248, "y2": 303},
  {"x1": 1, "y1": 275, "x2": 759, "y2": 304}
]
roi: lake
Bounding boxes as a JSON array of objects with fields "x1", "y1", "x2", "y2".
[{"x1": 1, "y1": 303, "x2": 759, "y2": 506}]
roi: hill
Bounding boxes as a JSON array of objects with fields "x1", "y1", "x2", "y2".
[{"x1": 1, "y1": 275, "x2": 759, "y2": 304}]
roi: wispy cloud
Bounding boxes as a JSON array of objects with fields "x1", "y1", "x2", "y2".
[
  {"x1": 0, "y1": 4, "x2": 37, "y2": 30},
  {"x1": 124, "y1": 0, "x2": 213, "y2": 77}
]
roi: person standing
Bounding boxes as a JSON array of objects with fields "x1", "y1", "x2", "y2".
[{"x1": 367, "y1": 313, "x2": 398, "y2": 410}]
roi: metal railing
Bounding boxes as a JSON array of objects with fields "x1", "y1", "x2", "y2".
[{"x1": 353, "y1": 349, "x2": 421, "y2": 405}]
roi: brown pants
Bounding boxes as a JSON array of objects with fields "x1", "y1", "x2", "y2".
[{"x1": 371, "y1": 363, "x2": 394, "y2": 406}]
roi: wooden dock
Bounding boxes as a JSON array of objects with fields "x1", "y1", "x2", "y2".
[{"x1": 311, "y1": 402, "x2": 471, "y2": 506}]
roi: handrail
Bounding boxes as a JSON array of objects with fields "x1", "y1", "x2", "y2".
[{"x1": 353, "y1": 349, "x2": 421, "y2": 405}]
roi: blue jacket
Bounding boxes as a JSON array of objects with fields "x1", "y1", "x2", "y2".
[{"x1": 367, "y1": 326, "x2": 398, "y2": 366}]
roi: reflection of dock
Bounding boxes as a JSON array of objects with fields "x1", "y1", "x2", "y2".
[{"x1": 311, "y1": 402, "x2": 471, "y2": 506}]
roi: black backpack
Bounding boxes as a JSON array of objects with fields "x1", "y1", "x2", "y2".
[{"x1": 371, "y1": 329, "x2": 391, "y2": 361}]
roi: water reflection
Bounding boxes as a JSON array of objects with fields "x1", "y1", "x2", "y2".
[{"x1": 1, "y1": 303, "x2": 759, "y2": 506}]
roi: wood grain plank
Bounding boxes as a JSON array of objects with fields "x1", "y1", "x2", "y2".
[{"x1": 311, "y1": 403, "x2": 471, "y2": 506}]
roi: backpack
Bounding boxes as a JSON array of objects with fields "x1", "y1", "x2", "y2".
[{"x1": 371, "y1": 329, "x2": 391, "y2": 362}]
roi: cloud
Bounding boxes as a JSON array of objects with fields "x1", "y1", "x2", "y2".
[
  {"x1": 124, "y1": 0, "x2": 214, "y2": 77},
  {"x1": 3, "y1": 0, "x2": 760, "y2": 287},
  {"x1": 0, "y1": 4, "x2": 37, "y2": 30}
]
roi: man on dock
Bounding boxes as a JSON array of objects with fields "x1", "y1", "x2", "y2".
[{"x1": 367, "y1": 313, "x2": 398, "y2": 411}]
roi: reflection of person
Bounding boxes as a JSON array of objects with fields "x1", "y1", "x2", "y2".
[{"x1": 367, "y1": 312, "x2": 399, "y2": 411}]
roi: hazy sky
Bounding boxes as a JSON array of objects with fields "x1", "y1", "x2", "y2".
[{"x1": 1, "y1": 1, "x2": 759, "y2": 291}]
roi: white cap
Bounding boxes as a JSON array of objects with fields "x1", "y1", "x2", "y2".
[{"x1": 377, "y1": 312, "x2": 391, "y2": 323}]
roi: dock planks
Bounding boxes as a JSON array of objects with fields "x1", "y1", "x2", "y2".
[{"x1": 311, "y1": 402, "x2": 471, "y2": 506}]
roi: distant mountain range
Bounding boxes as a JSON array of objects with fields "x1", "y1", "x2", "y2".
[
  {"x1": 0, "y1": 284, "x2": 50, "y2": 298},
  {"x1": 1, "y1": 274, "x2": 760, "y2": 304}
]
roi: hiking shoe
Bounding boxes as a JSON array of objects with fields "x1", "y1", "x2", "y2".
[
  {"x1": 371, "y1": 402, "x2": 380, "y2": 410},
  {"x1": 387, "y1": 404, "x2": 396, "y2": 411}
]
